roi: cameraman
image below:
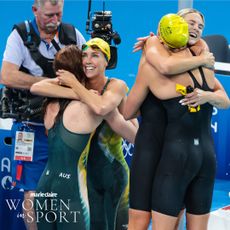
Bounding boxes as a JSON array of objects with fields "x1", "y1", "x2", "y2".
[{"x1": 0, "y1": 0, "x2": 85, "y2": 229}]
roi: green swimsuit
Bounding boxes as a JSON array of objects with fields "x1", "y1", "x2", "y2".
[
  {"x1": 87, "y1": 79, "x2": 129, "y2": 230},
  {"x1": 35, "y1": 116, "x2": 93, "y2": 230}
]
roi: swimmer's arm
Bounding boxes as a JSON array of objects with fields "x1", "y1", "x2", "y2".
[
  {"x1": 118, "y1": 97, "x2": 139, "y2": 128},
  {"x1": 189, "y1": 39, "x2": 209, "y2": 55},
  {"x1": 144, "y1": 36, "x2": 214, "y2": 75},
  {"x1": 123, "y1": 67, "x2": 149, "y2": 120},
  {"x1": 105, "y1": 108, "x2": 138, "y2": 144},
  {"x1": 182, "y1": 78, "x2": 230, "y2": 109},
  {"x1": 207, "y1": 78, "x2": 230, "y2": 109},
  {"x1": 30, "y1": 78, "x2": 79, "y2": 99},
  {"x1": 57, "y1": 70, "x2": 127, "y2": 116}
]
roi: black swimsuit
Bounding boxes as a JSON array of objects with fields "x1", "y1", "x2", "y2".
[
  {"x1": 152, "y1": 67, "x2": 216, "y2": 216},
  {"x1": 129, "y1": 92, "x2": 166, "y2": 211}
]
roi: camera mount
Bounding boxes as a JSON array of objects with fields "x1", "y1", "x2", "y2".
[{"x1": 86, "y1": 0, "x2": 121, "y2": 69}]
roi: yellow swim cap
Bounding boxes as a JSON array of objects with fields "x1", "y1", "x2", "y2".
[
  {"x1": 159, "y1": 13, "x2": 189, "y2": 49},
  {"x1": 82, "y1": 37, "x2": 111, "y2": 61}
]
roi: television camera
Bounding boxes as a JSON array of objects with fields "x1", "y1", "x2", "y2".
[{"x1": 86, "y1": 0, "x2": 121, "y2": 69}]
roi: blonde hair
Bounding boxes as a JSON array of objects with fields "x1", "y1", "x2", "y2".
[{"x1": 177, "y1": 8, "x2": 205, "y2": 25}]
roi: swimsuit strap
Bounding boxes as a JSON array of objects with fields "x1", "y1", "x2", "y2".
[
  {"x1": 187, "y1": 70, "x2": 202, "y2": 89},
  {"x1": 101, "y1": 78, "x2": 111, "y2": 95}
]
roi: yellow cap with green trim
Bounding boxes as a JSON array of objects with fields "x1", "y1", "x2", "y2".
[
  {"x1": 83, "y1": 37, "x2": 111, "y2": 61},
  {"x1": 159, "y1": 13, "x2": 189, "y2": 49}
]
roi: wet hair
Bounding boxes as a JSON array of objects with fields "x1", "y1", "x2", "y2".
[
  {"x1": 177, "y1": 8, "x2": 205, "y2": 25},
  {"x1": 44, "y1": 45, "x2": 86, "y2": 122},
  {"x1": 54, "y1": 45, "x2": 86, "y2": 84},
  {"x1": 34, "y1": 0, "x2": 63, "y2": 8}
]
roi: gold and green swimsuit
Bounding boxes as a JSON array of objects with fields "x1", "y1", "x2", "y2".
[{"x1": 87, "y1": 79, "x2": 129, "y2": 230}]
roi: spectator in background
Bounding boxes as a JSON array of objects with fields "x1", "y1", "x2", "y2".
[{"x1": 1, "y1": 0, "x2": 85, "y2": 229}]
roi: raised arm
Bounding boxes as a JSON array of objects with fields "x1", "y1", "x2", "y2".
[
  {"x1": 123, "y1": 62, "x2": 149, "y2": 120},
  {"x1": 189, "y1": 38, "x2": 209, "y2": 55},
  {"x1": 30, "y1": 78, "x2": 78, "y2": 100},
  {"x1": 144, "y1": 36, "x2": 214, "y2": 75},
  {"x1": 57, "y1": 70, "x2": 127, "y2": 116}
]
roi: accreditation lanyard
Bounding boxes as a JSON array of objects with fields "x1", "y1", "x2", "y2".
[{"x1": 14, "y1": 123, "x2": 35, "y2": 181}]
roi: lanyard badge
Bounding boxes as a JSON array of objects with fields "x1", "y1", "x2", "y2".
[{"x1": 14, "y1": 123, "x2": 35, "y2": 182}]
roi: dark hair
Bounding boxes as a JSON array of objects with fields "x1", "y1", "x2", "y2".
[
  {"x1": 54, "y1": 45, "x2": 86, "y2": 84},
  {"x1": 44, "y1": 45, "x2": 86, "y2": 123}
]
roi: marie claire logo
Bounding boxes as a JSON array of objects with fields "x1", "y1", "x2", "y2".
[
  {"x1": 1, "y1": 175, "x2": 14, "y2": 190},
  {"x1": 30, "y1": 192, "x2": 58, "y2": 198}
]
